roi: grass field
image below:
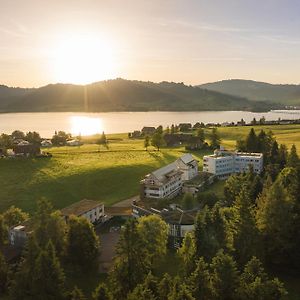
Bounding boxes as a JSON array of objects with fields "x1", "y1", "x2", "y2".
[
  {"x1": 1, "y1": 124, "x2": 300, "y2": 214},
  {"x1": 1, "y1": 124, "x2": 300, "y2": 298}
]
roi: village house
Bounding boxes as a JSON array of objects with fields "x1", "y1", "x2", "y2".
[
  {"x1": 203, "y1": 147, "x2": 263, "y2": 179},
  {"x1": 178, "y1": 123, "x2": 192, "y2": 131},
  {"x1": 140, "y1": 153, "x2": 198, "y2": 199},
  {"x1": 141, "y1": 126, "x2": 156, "y2": 136},
  {"x1": 13, "y1": 141, "x2": 41, "y2": 156},
  {"x1": 41, "y1": 140, "x2": 52, "y2": 147},
  {"x1": 61, "y1": 199, "x2": 105, "y2": 224},
  {"x1": 66, "y1": 139, "x2": 82, "y2": 146}
]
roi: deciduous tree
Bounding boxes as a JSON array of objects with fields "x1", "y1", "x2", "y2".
[
  {"x1": 67, "y1": 215, "x2": 99, "y2": 267},
  {"x1": 137, "y1": 215, "x2": 168, "y2": 266}
]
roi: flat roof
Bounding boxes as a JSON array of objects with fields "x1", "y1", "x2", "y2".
[{"x1": 61, "y1": 199, "x2": 103, "y2": 216}]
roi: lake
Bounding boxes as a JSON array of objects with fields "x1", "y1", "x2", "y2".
[{"x1": 1, "y1": 110, "x2": 300, "y2": 138}]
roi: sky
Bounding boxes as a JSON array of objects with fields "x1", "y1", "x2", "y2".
[{"x1": 1, "y1": 0, "x2": 300, "y2": 87}]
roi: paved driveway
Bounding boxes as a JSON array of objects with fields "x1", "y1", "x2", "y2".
[{"x1": 98, "y1": 231, "x2": 120, "y2": 273}]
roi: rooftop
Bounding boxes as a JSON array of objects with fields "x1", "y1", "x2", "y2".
[
  {"x1": 144, "y1": 153, "x2": 198, "y2": 182},
  {"x1": 61, "y1": 199, "x2": 103, "y2": 217},
  {"x1": 205, "y1": 149, "x2": 263, "y2": 159}
]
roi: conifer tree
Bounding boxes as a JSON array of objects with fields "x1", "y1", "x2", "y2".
[
  {"x1": 246, "y1": 128, "x2": 257, "y2": 152},
  {"x1": 237, "y1": 257, "x2": 287, "y2": 299},
  {"x1": 194, "y1": 205, "x2": 226, "y2": 261},
  {"x1": 278, "y1": 144, "x2": 288, "y2": 168},
  {"x1": 34, "y1": 199, "x2": 67, "y2": 257},
  {"x1": 256, "y1": 180, "x2": 296, "y2": 265},
  {"x1": 178, "y1": 232, "x2": 196, "y2": 275},
  {"x1": 109, "y1": 218, "x2": 150, "y2": 299},
  {"x1": 158, "y1": 273, "x2": 173, "y2": 300},
  {"x1": 210, "y1": 250, "x2": 239, "y2": 300},
  {"x1": 31, "y1": 241, "x2": 66, "y2": 300},
  {"x1": 168, "y1": 277, "x2": 195, "y2": 300},
  {"x1": 287, "y1": 144, "x2": 299, "y2": 167},
  {"x1": 69, "y1": 286, "x2": 87, "y2": 300},
  {"x1": 92, "y1": 283, "x2": 112, "y2": 300},
  {"x1": 188, "y1": 257, "x2": 211, "y2": 300},
  {"x1": 225, "y1": 187, "x2": 260, "y2": 265}
]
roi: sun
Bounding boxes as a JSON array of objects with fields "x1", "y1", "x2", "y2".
[{"x1": 52, "y1": 33, "x2": 117, "y2": 84}]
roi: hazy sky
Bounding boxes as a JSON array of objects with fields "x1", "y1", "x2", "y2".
[{"x1": 1, "y1": 0, "x2": 300, "y2": 87}]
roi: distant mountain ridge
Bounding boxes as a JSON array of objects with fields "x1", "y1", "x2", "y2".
[
  {"x1": 200, "y1": 79, "x2": 300, "y2": 105},
  {"x1": 0, "y1": 79, "x2": 279, "y2": 113}
]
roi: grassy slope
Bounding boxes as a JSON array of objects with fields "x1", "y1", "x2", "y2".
[{"x1": 1, "y1": 124, "x2": 300, "y2": 214}]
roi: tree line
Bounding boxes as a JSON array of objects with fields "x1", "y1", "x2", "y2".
[{"x1": 144, "y1": 126, "x2": 221, "y2": 151}]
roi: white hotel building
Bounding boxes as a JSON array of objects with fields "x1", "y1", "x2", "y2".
[
  {"x1": 141, "y1": 154, "x2": 198, "y2": 199},
  {"x1": 203, "y1": 148, "x2": 263, "y2": 179}
]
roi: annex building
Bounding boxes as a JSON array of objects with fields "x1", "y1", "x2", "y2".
[
  {"x1": 140, "y1": 153, "x2": 198, "y2": 199},
  {"x1": 203, "y1": 148, "x2": 263, "y2": 179}
]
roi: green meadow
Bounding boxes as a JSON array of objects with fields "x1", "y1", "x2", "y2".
[{"x1": 1, "y1": 124, "x2": 300, "y2": 214}]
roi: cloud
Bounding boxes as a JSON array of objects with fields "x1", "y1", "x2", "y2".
[{"x1": 259, "y1": 35, "x2": 300, "y2": 45}]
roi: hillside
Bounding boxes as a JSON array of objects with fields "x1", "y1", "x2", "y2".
[
  {"x1": 0, "y1": 79, "x2": 278, "y2": 112},
  {"x1": 200, "y1": 79, "x2": 300, "y2": 106}
]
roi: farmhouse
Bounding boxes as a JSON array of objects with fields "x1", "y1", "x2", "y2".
[
  {"x1": 140, "y1": 153, "x2": 198, "y2": 199},
  {"x1": 203, "y1": 148, "x2": 263, "y2": 179},
  {"x1": 66, "y1": 139, "x2": 82, "y2": 146},
  {"x1": 141, "y1": 126, "x2": 156, "y2": 136},
  {"x1": 41, "y1": 140, "x2": 52, "y2": 147},
  {"x1": 61, "y1": 199, "x2": 105, "y2": 224},
  {"x1": 13, "y1": 141, "x2": 40, "y2": 156}
]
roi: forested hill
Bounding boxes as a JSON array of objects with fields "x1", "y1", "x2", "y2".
[
  {"x1": 0, "y1": 79, "x2": 278, "y2": 113},
  {"x1": 200, "y1": 79, "x2": 300, "y2": 105}
]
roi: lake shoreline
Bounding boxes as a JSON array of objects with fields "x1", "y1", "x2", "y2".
[{"x1": 1, "y1": 110, "x2": 300, "y2": 138}]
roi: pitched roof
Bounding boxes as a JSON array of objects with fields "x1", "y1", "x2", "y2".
[
  {"x1": 61, "y1": 199, "x2": 103, "y2": 217},
  {"x1": 152, "y1": 162, "x2": 179, "y2": 181},
  {"x1": 178, "y1": 153, "x2": 195, "y2": 164}
]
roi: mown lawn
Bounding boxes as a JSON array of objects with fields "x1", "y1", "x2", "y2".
[{"x1": 1, "y1": 124, "x2": 300, "y2": 214}]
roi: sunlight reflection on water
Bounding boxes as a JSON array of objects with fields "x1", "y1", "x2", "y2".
[{"x1": 70, "y1": 116, "x2": 103, "y2": 136}]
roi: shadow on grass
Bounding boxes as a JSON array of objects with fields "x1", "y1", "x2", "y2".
[{"x1": 8, "y1": 162, "x2": 172, "y2": 213}]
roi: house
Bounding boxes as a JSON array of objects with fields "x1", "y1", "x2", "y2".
[
  {"x1": 141, "y1": 127, "x2": 156, "y2": 136},
  {"x1": 178, "y1": 123, "x2": 192, "y2": 131},
  {"x1": 9, "y1": 219, "x2": 33, "y2": 248},
  {"x1": 61, "y1": 199, "x2": 105, "y2": 224},
  {"x1": 140, "y1": 154, "x2": 198, "y2": 199},
  {"x1": 164, "y1": 133, "x2": 193, "y2": 147},
  {"x1": 41, "y1": 140, "x2": 52, "y2": 147},
  {"x1": 66, "y1": 139, "x2": 82, "y2": 146},
  {"x1": 203, "y1": 148, "x2": 263, "y2": 179},
  {"x1": 132, "y1": 203, "x2": 196, "y2": 248},
  {"x1": 13, "y1": 141, "x2": 40, "y2": 156}
]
